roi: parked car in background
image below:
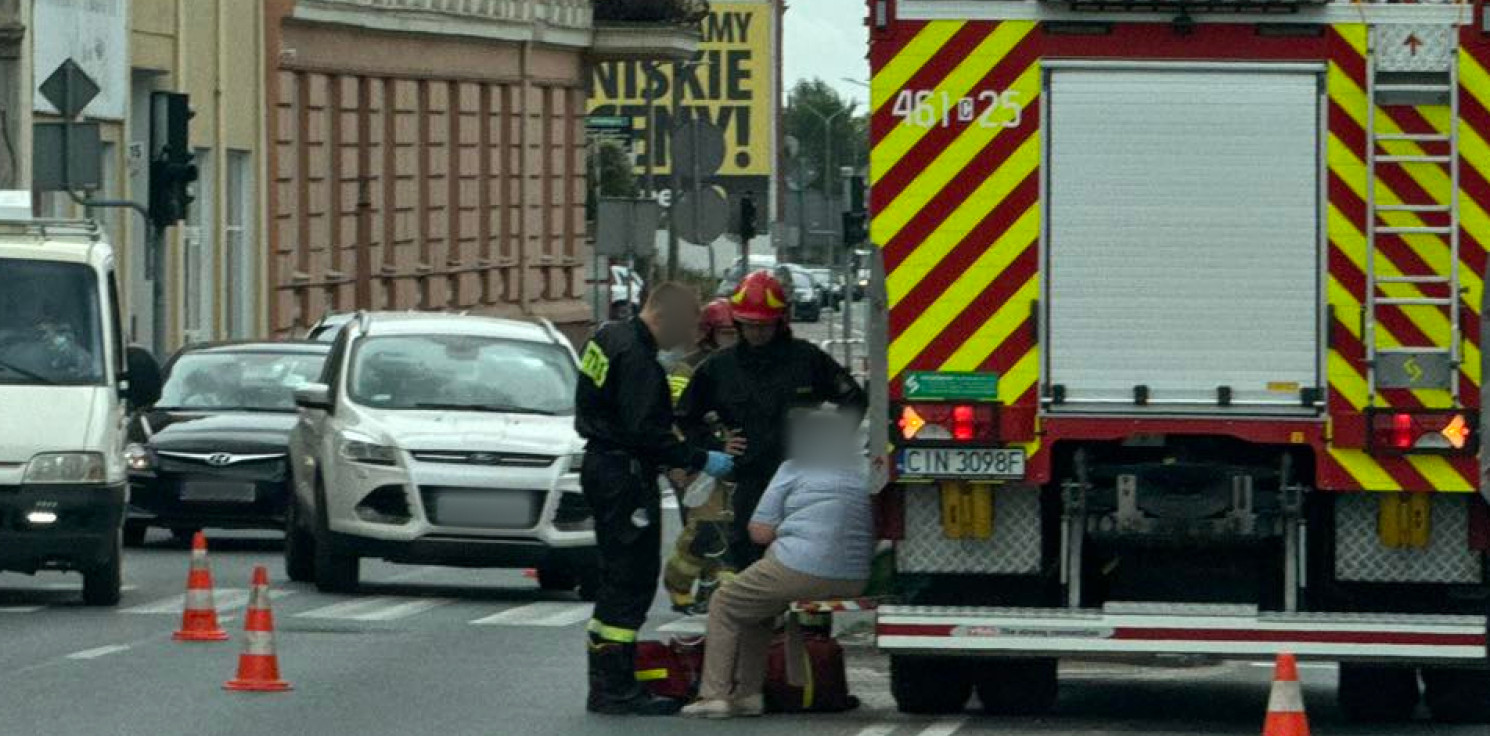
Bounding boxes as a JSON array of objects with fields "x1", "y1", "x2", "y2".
[
  {"x1": 0, "y1": 215, "x2": 163, "y2": 606},
  {"x1": 805, "y1": 267, "x2": 843, "y2": 310},
  {"x1": 124, "y1": 341, "x2": 331, "y2": 546},
  {"x1": 306, "y1": 312, "x2": 355, "y2": 342},
  {"x1": 715, "y1": 254, "x2": 779, "y2": 297},
  {"x1": 780, "y1": 264, "x2": 822, "y2": 323},
  {"x1": 286, "y1": 313, "x2": 598, "y2": 598}
]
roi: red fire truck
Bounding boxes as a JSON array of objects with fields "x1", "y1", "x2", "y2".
[{"x1": 864, "y1": 0, "x2": 1490, "y2": 722}]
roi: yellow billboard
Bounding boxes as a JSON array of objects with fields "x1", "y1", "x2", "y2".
[{"x1": 588, "y1": 2, "x2": 774, "y2": 179}]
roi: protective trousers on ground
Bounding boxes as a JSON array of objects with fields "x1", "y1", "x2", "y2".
[{"x1": 582, "y1": 450, "x2": 661, "y2": 637}]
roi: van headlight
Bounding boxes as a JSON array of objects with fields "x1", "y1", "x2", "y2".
[
  {"x1": 124, "y1": 443, "x2": 156, "y2": 472},
  {"x1": 25, "y1": 452, "x2": 106, "y2": 484},
  {"x1": 338, "y1": 431, "x2": 399, "y2": 466}
]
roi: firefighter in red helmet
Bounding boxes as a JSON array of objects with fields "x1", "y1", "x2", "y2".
[
  {"x1": 687, "y1": 298, "x2": 739, "y2": 368},
  {"x1": 678, "y1": 270, "x2": 867, "y2": 569},
  {"x1": 661, "y1": 297, "x2": 742, "y2": 614}
]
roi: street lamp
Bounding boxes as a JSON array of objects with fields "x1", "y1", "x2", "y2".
[{"x1": 802, "y1": 103, "x2": 848, "y2": 259}]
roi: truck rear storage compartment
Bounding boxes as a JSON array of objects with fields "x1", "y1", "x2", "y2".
[{"x1": 1044, "y1": 64, "x2": 1323, "y2": 413}]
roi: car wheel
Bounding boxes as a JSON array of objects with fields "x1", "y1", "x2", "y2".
[
  {"x1": 891, "y1": 655, "x2": 972, "y2": 714},
  {"x1": 313, "y1": 532, "x2": 359, "y2": 594},
  {"x1": 122, "y1": 521, "x2": 148, "y2": 548},
  {"x1": 312, "y1": 479, "x2": 359, "y2": 593},
  {"x1": 576, "y1": 569, "x2": 600, "y2": 602},
  {"x1": 975, "y1": 659, "x2": 1059, "y2": 715},
  {"x1": 284, "y1": 499, "x2": 317, "y2": 583},
  {"x1": 1338, "y1": 663, "x2": 1419, "y2": 722},
  {"x1": 1424, "y1": 667, "x2": 1490, "y2": 723},
  {"x1": 536, "y1": 565, "x2": 578, "y2": 593},
  {"x1": 82, "y1": 532, "x2": 123, "y2": 607}
]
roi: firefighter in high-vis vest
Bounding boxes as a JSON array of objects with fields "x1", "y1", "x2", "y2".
[
  {"x1": 574, "y1": 283, "x2": 738, "y2": 716},
  {"x1": 678, "y1": 271, "x2": 867, "y2": 570},
  {"x1": 660, "y1": 298, "x2": 742, "y2": 614}
]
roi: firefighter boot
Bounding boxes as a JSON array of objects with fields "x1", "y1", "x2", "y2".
[{"x1": 586, "y1": 639, "x2": 682, "y2": 716}]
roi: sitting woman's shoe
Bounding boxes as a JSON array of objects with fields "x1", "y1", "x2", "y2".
[
  {"x1": 680, "y1": 698, "x2": 733, "y2": 719},
  {"x1": 731, "y1": 694, "x2": 764, "y2": 717}
]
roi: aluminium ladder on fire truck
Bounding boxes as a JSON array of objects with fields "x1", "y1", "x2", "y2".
[{"x1": 1364, "y1": 17, "x2": 1464, "y2": 404}]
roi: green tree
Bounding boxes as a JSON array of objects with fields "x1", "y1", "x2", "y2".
[
  {"x1": 784, "y1": 79, "x2": 867, "y2": 195},
  {"x1": 586, "y1": 140, "x2": 639, "y2": 222}
]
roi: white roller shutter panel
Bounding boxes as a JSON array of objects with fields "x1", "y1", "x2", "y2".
[{"x1": 1045, "y1": 66, "x2": 1322, "y2": 413}]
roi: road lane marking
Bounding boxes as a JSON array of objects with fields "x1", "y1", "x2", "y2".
[
  {"x1": 65, "y1": 644, "x2": 131, "y2": 660},
  {"x1": 917, "y1": 719, "x2": 966, "y2": 736},
  {"x1": 122, "y1": 589, "x2": 246, "y2": 614},
  {"x1": 296, "y1": 596, "x2": 448, "y2": 621},
  {"x1": 471, "y1": 602, "x2": 593, "y2": 627},
  {"x1": 351, "y1": 598, "x2": 451, "y2": 621},
  {"x1": 0, "y1": 606, "x2": 43, "y2": 613},
  {"x1": 120, "y1": 588, "x2": 287, "y2": 615},
  {"x1": 855, "y1": 725, "x2": 898, "y2": 736},
  {"x1": 39, "y1": 583, "x2": 138, "y2": 591},
  {"x1": 657, "y1": 618, "x2": 706, "y2": 635}
]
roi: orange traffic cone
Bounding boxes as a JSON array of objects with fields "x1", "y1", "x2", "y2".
[
  {"x1": 1263, "y1": 653, "x2": 1310, "y2": 736},
  {"x1": 224, "y1": 565, "x2": 291, "y2": 692},
  {"x1": 173, "y1": 531, "x2": 230, "y2": 642}
]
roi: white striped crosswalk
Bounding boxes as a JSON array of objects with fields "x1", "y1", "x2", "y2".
[
  {"x1": 656, "y1": 617, "x2": 706, "y2": 635},
  {"x1": 470, "y1": 602, "x2": 593, "y2": 627},
  {"x1": 121, "y1": 588, "x2": 290, "y2": 614},
  {"x1": 0, "y1": 585, "x2": 735, "y2": 634},
  {"x1": 296, "y1": 596, "x2": 451, "y2": 622}
]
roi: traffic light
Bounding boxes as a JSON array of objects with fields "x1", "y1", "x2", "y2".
[
  {"x1": 739, "y1": 192, "x2": 757, "y2": 243},
  {"x1": 148, "y1": 91, "x2": 197, "y2": 230},
  {"x1": 842, "y1": 211, "x2": 867, "y2": 248}
]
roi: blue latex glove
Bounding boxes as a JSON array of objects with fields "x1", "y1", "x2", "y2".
[{"x1": 702, "y1": 451, "x2": 734, "y2": 478}]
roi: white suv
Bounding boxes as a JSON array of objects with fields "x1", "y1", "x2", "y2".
[{"x1": 286, "y1": 312, "x2": 596, "y2": 596}]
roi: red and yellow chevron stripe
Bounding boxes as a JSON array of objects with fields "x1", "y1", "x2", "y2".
[
  {"x1": 1321, "y1": 25, "x2": 1485, "y2": 492},
  {"x1": 870, "y1": 19, "x2": 1042, "y2": 428},
  {"x1": 870, "y1": 20, "x2": 1487, "y2": 493}
]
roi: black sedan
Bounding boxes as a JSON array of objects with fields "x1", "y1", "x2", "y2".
[{"x1": 123, "y1": 341, "x2": 330, "y2": 545}]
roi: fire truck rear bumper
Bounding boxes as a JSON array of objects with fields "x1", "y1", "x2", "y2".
[{"x1": 876, "y1": 604, "x2": 1489, "y2": 663}]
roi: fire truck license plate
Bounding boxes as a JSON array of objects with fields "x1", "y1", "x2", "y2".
[{"x1": 898, "y1": 448, "x2": 1025, "y2": 479}]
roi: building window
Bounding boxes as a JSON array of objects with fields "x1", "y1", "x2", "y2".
[
  {"x1": 183, "y1": 148, "x2": 214, "y2": 343},
  {"x1": 225, "y1": 150, "x2": 255, "y2": 339}
]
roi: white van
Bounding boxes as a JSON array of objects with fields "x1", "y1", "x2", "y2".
[{"x1": 0, "y1": 210, "x2": 162, "y2": 605}]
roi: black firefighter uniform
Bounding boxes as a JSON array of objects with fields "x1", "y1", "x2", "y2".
[{"x1": 574, "y1": 318, "x2": 706, "y2": 713}]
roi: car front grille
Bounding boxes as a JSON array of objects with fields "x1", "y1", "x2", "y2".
[
  {"x1": 419, "y1": 487, "x2": 544, "y2": 530},
  {"x1": 409, "y1": 451, "x2": 554, "y2": 468}
]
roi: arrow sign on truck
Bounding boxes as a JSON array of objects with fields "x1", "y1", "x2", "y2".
[{"x1": 1404, "y1": 33, "x2": 1423, "y2": 57}]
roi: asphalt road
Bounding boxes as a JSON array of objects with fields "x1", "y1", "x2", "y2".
[
  {"x1": 1, "y1": 513, "x2": 1480, "y2": 736},
  {"x1": 0, "y1": 303, "x2": 1477, "y2": 735}
]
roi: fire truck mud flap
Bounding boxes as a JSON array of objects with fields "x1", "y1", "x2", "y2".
[{"x1": 876, "y1": 603, "x2": 1488, "y2": 662}]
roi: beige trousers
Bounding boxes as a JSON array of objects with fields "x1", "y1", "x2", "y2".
[{"x1": 698, "y1": 551, "x2": 864, "y2": 700}]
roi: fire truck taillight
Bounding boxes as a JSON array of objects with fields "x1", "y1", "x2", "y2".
[
  {"x1": 898, "y1": 403, "x2": 997, "y2": 443},
  {"x1": 1368, "y1": 410, "x2": 1477, "y2": 456}
]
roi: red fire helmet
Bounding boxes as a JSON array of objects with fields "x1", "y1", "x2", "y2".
[{"x1": 729, "y1": 270, "x2": 789, "y2": 324}]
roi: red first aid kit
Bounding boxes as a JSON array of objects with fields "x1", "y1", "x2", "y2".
[
  {"x1": 634, "y1": 637, "x2": 705, "y2": 701},
  {"x1": 764, "y1": 632, "x2": 858, "y2": 713}
]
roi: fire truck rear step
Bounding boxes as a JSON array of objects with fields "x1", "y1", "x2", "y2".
[{"x1": 876, "y1": 605, "x2": 1488, "y2": 662}]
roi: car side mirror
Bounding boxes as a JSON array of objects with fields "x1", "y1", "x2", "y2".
[
  {"x1": 294, "y1": 384, "x2": 333, "y2": 412},
  {"x1": 122, "y1": 346, "x2": 162, "y2": 410}
]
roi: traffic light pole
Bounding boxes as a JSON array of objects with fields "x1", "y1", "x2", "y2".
[
  {"x1": 666, "y1": 60, "x2": 681, "y2": 281},
  {"x1": 66, "y1": 191, "x2": 167, "y2": 357}
]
